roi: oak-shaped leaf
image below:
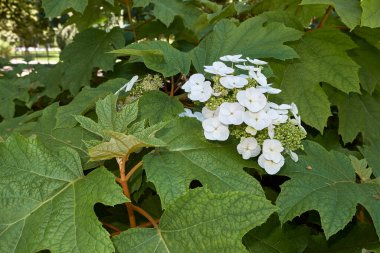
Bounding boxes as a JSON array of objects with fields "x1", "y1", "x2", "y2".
[
  {"x1": 112, "y1": 188, "x2": 277, "y2": 253},
  {"x1": 59, "y1": 28, "x2": 125, "y2": 93},
  {"x1": 112, "y1": 41, "x2": 191, "y2": 77},
  {"x1": 133, "y1": 0, "x2": 202, "y2": 29},
  {"x1": 325, "y1": 87, "x2": 380, "y2": 146},
  {"x1": 0, "y1": 134, "x2": 127, "y2": 253},
  {"x1": 276, "y1": 141, "x2": 380, "y2": 239},
  {"x1": 274, "y1": 28, "x2": 360, "y2": 131},
  {"x1": 191, "y1": 16, "x2": 303, "y2": 73},
  {"x1": 143, "y1": 118, "x2": 266, "y2": 208}
]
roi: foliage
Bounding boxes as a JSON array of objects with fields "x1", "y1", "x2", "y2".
[{"x1": 0, "y1": 0, "x2": 380, "y2": 252}]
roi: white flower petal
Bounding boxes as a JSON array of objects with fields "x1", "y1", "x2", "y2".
[
  {"x1": 258, "y1": 154, "x2": 284, "y2": 175},
  {"x1": 237, "y1": 87, "x2": 267, "y2": 112},
  {"x1": 220, "y1": 54, "x2": 246, "y2": 63},
  {"x1": 289, "y1": 150, "x2": 299, "y2": 162},
  {"x1": 247, "y1": 57, "x2": 268, "y2": 65},
  {"x1": 218, "y1": 102, "x2": 245, "y2": 125},
  {"x1": 220, "y1": 75, "x2": 248, "y2": 89},
  {"x1": 202, "y1": 117, "x2": 229, "y2": 141},
  {"x1": 115, "y1": 75, "x2": 139, "y2": 94},
  {"x1": 237, "y1": 137, "x2": 261, "y2": 159},
  {"x1": 204, "y1": 61, "x2": 234, "y2": 76},
  {"x1": 243, "y1": 110, "x2": 271, "y2": 130}
]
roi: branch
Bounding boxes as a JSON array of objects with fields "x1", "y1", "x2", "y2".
[
  {"x1": 102, "y1": 221, "x2": 121, "y2": 233},
  {"x1": 131, "y1": 205, "x2": 159, "y2": 228},
  {"x1": 170, "y1": 77, "x2": 175, "y2": 96},
  {"x1": 138, "y1": 219, "x2": 161, "y2": 228},
  {"x1": 125, "y1": 0, "x2": 137, "y2": 41},
  {"x1": 317, "y1": 5, "x2": 333, "y2": 29},
  {"x1": 117, "y1": 156, "x2": 137, "y2": 228},
  {"x1": 125, "y1": 161, "x2": 143, "y2": 182}
]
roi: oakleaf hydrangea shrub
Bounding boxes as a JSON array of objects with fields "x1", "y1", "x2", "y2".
[{"x1": 180, "y1": 55, "x2": 306, "y2": 175}]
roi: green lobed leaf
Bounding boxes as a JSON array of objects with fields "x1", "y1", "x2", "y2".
[
  {"x1": 134, "y1": 0, "x2": 202, "y2": 29},
  {"x1": 0, "y1": 78, "x2": 31, "y2": 119},
  {"x1": 207, "y1": 3, "x2": 236, "y2": 24},
  {"x1": 353, "y1": 27, "x2": 380, "y2": 50},
  {"x1": 243, "y1": 215, "x2": 310, "y2": 253},
  {"x1": 137, "y1": 91, "x2": 184, "y2": 124},
  {"x1": 251, "y1": 0, "x2": 326, "y2": 27},
  {"x1": 349, "y1": 30, "x2": 380, "y2": 94},
  {"x1": 112, "y1": 41, "x2": 191, "y2": 77},
  {"x1": 301, "y1": 0, "x2": 362, "y2": 30},
  {"x1": 143, "y1": 118, "x2": 266, "y2": 208},
  {"x1": 304, "y1": 223, "x2": 380, "y2": 253},
  {"x1": 257, "y1": 10, "x2": 305, "y2": 31},
  {"x1": 75, "y1": 94, "x2": 139, "y2": 139},
  {"x1": 360, "y1": 137, "x2": 380, "y2": 178},
  {"x1": 112, "y1": 188, "x2": 277, "y2": 253},
  {"x1": 68, "y1": 0, "x2": 117, "y2": 31},
  {"x1": 60, "y1": 28, "x2": 125, "y2": 93},
  {"x1": 361, "y1": 0, "x2": 380, "y2": 28},
  {"x1": 191, "y1": 17, "x2": 303, "y2": 73},
  {"x1": 0, "y1": 111, "x2": 42, "y2": 139},
  {"x1": 326, "y1": 87, "x2": 380, "y2": 145},
  {"x1": 42, "y1": 0, "x2": 89, "y2": 17},
  {"x1": 0, "y1": 134, "x2": 127, "y2": 253},
  {"x1": 276, "y1": 141, "x2": 380, "y2": 239},
  {"x1": 349, "y1": 155, "x2": 373, "y2": 182},
  {"x1": 274, "y1": 28, "x2": 360, "y2": 131}
]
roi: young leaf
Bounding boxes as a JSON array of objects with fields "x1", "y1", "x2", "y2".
[
  {"x1": 0, "y1": 134, "x2": 127, "y2": 253},
  {"x1": 89, "y1": 129, "x2": 166, "y2": 161},
  {"x1": 75, "y1": 94, "x2": 139, "y2": 139},
  {"x1": 143, "y1": 118, "x2": 266, "y2": 208},
  {"x1": 60, "y1": 28, "x2": 125, "y2": 93},
  {"x1": 112, "y1": 41, "x2": 191, "y2": 77},
  {"x1": 191, "y1": 16, "x2": 303, "y2": 72},
  {"x1": 276, "y1": 141, "x2": 380, "y2": 239},
  {"x1": 274, "y1": 29, "x2": 360, "y2": 131},
  {"x1": 112, "y1": 188, "x2": 277, "y2": 253},
  {"x1": 56, "y1": 78, "x2": 128, "y2": 129}
]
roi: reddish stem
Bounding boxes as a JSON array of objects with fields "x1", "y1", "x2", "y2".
[
  {"x1": 138, "y1": 219, "x2": 161, "y2": 228},
  {"x1": 117, "y1": 156, "x2": 137, "y2": 228},
  {"x1": 102, "y1": 221, "x2": 121, "y2": 232},
  {"x1": 317, "y1": 5, "x2": 333, "y2": 28},
  {"x1": 131, "y1": 205, "x2": 159, "y2": 228}
]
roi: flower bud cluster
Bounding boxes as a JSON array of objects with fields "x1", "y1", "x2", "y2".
[
  {"x1": 117, "y1": 74, "x2": 164, "y2": 105},
  {"x1": 180, "y1": 55, "x2": 306, "y2": 175}
]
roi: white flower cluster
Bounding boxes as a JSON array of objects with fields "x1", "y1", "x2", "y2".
[{"x1": 180, "y1": 55, "x2": 306, "y2": 175}]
